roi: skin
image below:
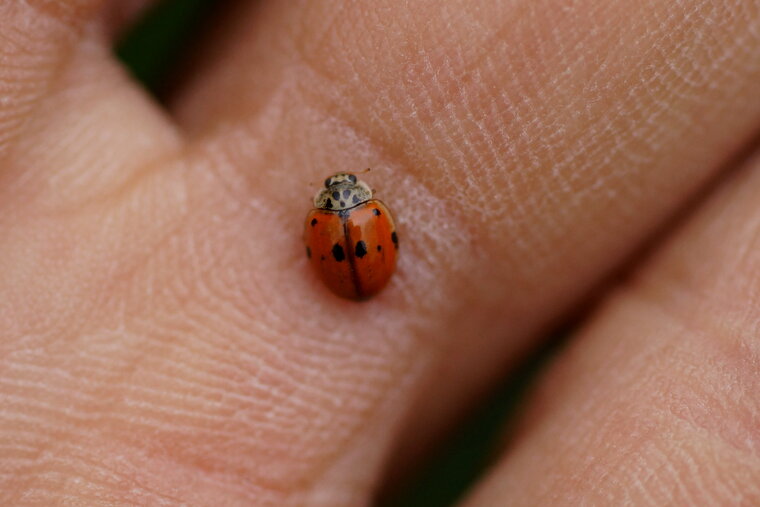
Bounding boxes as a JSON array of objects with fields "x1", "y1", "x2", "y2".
[{"x1": 1, "y1": 0, "x2": 759, "y2": 505}]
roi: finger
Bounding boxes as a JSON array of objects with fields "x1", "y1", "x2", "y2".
[
  {"x1": 0, "y1": 1, "x2": 94, "y2": 159},
  {"x1": 0, "y1": 1, "x2": 161, "y2": 161},
  {"x1": 0, "y1": 0, "x2": 178, "y2": 213},
  {"x1": 108, "y1": 0, "x2": 154, "y2": 32},
  {"x1": 5, "y1": 1, "x2": 760, "y2": 505},
  {"x1": 170, "y1": 0, "x2": 760, "y2": 476},
  {"x1": 0, "y1": 33, "x2": 181, "y2": 214},
  {"x1": 463, "y1": 154, "x2": 760, "y2": 505}
]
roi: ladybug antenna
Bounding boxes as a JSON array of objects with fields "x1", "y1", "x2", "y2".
[{"x1": 358, "y1": 167, "x2": 371, "y2": 174}]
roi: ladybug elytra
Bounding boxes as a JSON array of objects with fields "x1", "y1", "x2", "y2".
[{"x1": 304, "y1": 172, "x2": 398, "y2": 300}]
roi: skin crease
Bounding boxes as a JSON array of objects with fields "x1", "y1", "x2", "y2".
[{"x1": 0, "y1": 1, "x2": 759, "y2": 506}]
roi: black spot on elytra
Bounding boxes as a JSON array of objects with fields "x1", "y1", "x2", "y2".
[
  {"x1": 343, "y1": 189, "x2": 351, "y2": 198},
  {"x1": 325, "y1": 198, "x2": 333, "y2": 209},
  {"x1": 372, "y1": 208, "x2": 381, "y2": 216},
  {"x1": 332, "y1": 243, "x2": 345, "y2": 262},
  {"x1": 340, "y1": 200, "x2": 346, "y2": 207},
  {"x1": 310, "y1": 218, "x2": 317, "y2": 226},
  {"x1": 306, "y1": 246, "x2": 311, "y2": 258},
  {"x1": 332, "y1": 191, "x2": 340, "y2": 200},
  {"x1": 320, "y1": 255, "x2": 325, "y2": 261},
  {"x1": 355, "y1": 241, "x2": 368, "y2": 258},
  {"x1": 391, "y1": 231, "x2": 399, "y2": 249},
  {"x1": 352, "y1": 195, "x2": 360, "y2": 204},
  {"x1": 348, "y1": 174, "x2": 357, "y2": 183},
  {"x1": 377, "y1": 245, "x2": 382, "y2": 252}
]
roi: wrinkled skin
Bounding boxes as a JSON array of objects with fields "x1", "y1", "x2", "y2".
[{"x1": 1, "y1": 1, "x2": 760, "y2": 505}]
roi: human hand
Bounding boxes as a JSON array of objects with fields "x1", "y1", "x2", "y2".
[{"x1": 1, "y1": 1, "x2": 759, "y2": 505}]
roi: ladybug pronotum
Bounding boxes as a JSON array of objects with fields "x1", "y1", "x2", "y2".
[{"x1": 304, "y1": 172, "x2": 398, "y2": 300}]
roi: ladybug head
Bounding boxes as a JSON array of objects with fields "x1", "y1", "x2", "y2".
[{"x1": 314, "y1": 172, "x2": 373, "y2": 210}]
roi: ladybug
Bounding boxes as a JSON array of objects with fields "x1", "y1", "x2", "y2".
[{"x1": 304, "y1": 172, "x2": 398, "y2": 300}]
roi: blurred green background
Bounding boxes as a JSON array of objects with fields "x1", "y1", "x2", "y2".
[{"x1": 116, "y1": 2, "x2": 562, "y2": 505}]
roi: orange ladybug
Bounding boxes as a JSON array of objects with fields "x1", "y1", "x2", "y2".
[{"x1": 304, "y1": 172, "x2": 398, "y2": 300}]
